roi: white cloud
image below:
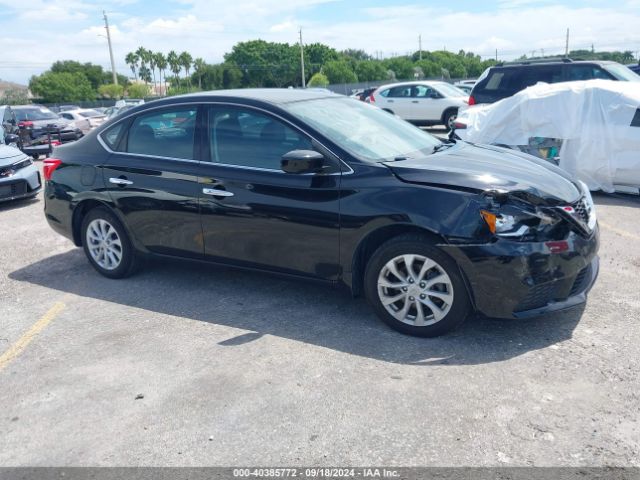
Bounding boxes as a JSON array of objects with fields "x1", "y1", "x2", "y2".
[{"x1": 0, "y1": 1, "x2": 639, "y2": 85}]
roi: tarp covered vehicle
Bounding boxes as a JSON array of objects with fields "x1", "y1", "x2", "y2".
[{"x1": 453, "y1": 80, "x2": 640, "y2": 193}]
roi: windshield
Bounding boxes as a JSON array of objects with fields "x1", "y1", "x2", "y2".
[
  {"x1": 603, "y1": 63, "x2": 640, "y2": 81},
  {"x1": 433, "y1": 83, "x2": 468, "y2": 97},
  {"x1": 14, "y1": 107, "x2": 59, "y2": 121},
  {"x1": 283, "y1": 97, "x2": 441, "y2": 162}
]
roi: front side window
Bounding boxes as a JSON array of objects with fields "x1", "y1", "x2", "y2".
[
  {"x1": 209, "y1": 107, "x2": 313, "y2": 170},
  {"x1": 126, "y1": 107, "x2": 197, "y2": 159},
  {"x1": 284, "y1": 97, "x2": 441, "y2": 163}
]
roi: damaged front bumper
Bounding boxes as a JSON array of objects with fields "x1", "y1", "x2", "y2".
[{"x1": 442, "y1": 224, "x2": 600, "y2": 319}]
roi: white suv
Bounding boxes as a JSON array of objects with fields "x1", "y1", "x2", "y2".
[{"x1": 367, "y1": 81, "x2": 469, "y2": 129}]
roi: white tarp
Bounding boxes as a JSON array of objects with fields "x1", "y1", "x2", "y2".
[{"x1": 458, "y1": 80, "x2": 640, "y2": 192}]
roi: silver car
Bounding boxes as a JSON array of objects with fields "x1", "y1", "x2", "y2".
[{"x1": 0, "y1": 135, "x2": 41, "y2": 202}]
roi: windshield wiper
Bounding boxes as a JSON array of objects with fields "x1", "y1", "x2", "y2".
[
  {"x1": 432, "y1": 142, "x2": 454, "y2": 154},
  {"x1": 393, "y1": 156, "x2": 412, "y2": 162}
]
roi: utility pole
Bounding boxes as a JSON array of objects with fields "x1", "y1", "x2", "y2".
[
  {"x1": 418, "y1": 35, "x2": 422, "y2": 60},
  {"x1": 565, "y1": 28, "x2": 570, "y2": 58},
  {"x1": 103, "y1": 10, "x2": 118, "y2": 85},
  {"x1": 495, "y1": 49, "x2": 498, "y2": 62},
  {"x1": 299, "y1": 28, "x2": 306, "y2": 88}
]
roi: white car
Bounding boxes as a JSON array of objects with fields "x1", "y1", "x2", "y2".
[
  {"x1": 367, "y1": 81, "x2": 469, "y2": 129},
  {"x1": 57, "y1": 109, "x2": 106, "y2": 134},
  {"x1": 0, "y1": 135, "x2": 41, "y2": 202}
]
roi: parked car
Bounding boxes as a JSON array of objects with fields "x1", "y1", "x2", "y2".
[
  {"x1": 58, "y1": 109, "x2": 107, "y2": 133},
  {"x1": 367, "y1": 81, "x2": 469, "y2": 129},
  {"x1": 470, "y1": 58, "x2": 640, "y2": 105},
  {"x1": 627, "y1": 64, "x2": 640, "y2": 75},
  {"x1": 452, "y1": 80, "x2": 640, "y2": 194},
  {"x1": 352, "y1": 87, "x2": 377, "y2": 102},
  {"x1": 453, "y1": 82, "x2": 474, "y2": 94},
  {"x1": 43, "y1": 89, "x2": 599, "y2": 337},
  {"x1": 0, "y1": 133, "x2": 41, "y2": 202},
  {"x1": 2, "y1": 105, "x2": 82, "y2": 159}
]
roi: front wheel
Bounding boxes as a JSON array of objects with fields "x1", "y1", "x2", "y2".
[
  {"x1": 81, "y1": 207, "x2": 139, "y2": 278},
  {"x1": 364, "y1": 234, "x2": 471, "y2": 337}
]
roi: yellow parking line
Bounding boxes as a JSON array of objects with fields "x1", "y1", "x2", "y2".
[
  {"x1": 0, "y1": 302, "x2": 66, "y2": 372},
  {"x1": 599, "y1": 221, "x2": 640, "y2": 241}
]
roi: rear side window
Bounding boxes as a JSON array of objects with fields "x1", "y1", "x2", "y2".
[
  {"x1": 102, "y1": 123, "x2": 124, "y2": 149},
  {"x1": 631, "y1": 108, "x2": 640, "y2": 127},
  {"x1": 126, "y1": 107, "x2": 197, "y2": 160},
  {"x1": 387, "y1": 86, "x2": 413, "y2": 98}
]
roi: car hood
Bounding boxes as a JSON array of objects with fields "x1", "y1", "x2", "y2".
[
  {"x1": 383, "y1": 142, "x2": 581, "y2": 205},
  {"x1": 0, "y1": 144, "x2": 28, "y2": 167}
]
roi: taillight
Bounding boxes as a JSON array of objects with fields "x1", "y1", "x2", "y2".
[
  {"x1": 18, "y1": 121, "x2": 34, "y2": 128},
  {"x1": 369, "y1": 94, "x2": 375, "y2": 103},
  {"x1": 468, "y1": 96, "x2": 476, "y2": 106},
  {"x1": 43, "y1": 158, "x2": 62, "y2": 181},
  {"x1": 452, "y1": 121, "x2": 467, "y2": 130}
]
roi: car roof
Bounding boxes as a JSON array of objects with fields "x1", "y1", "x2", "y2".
[
  {"x1": 168, "y1": 88, "x2": 340, "y2": 106},
  {"x1": 374, "y1": 81, "x2": 448, "y2": 90},
  {"x1": 492, "y1": 60, "x2": 616, "y2": 70}
]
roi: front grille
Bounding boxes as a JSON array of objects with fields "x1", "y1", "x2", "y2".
[
  {"x1": 0, "y1": 180, "x2": 27, "y2": 199},
  {"x1": 515, "y1": 282, "x2": 559, "y2": 312},
  {"x1": 573, "y1": 199, "x2": 589, "y2": 225},
  {"x1": 569, "y1": 264, "x2": 592, "y2": 297}
]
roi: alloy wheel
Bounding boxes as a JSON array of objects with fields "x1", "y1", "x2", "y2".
[
  {"x1": 86, "y1": 219, "x2": 123, "y2": 271},
  {"x1": 377, "y1": 254, "x2": 454, "y2": 326}
]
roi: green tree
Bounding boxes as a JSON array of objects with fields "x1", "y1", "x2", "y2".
[
  {"x1": 323, "y1": 60, "x2": 357, "y2": 84},
  {"x1": 155, "y1": 52, "x2": 168, "y2": 95},
  {"x1": 50, "y1": 60, "x2": 105, "y2": 91},
  {"x1": 179, "y1": 51, "x2": 193, "y2": 89},
  {"x1": 127, "y1": 83, "x2": 149, "y2": 98},
  {"x1": 167, "y1": 51, "x2": 181, "y2": 88},
  {"x1": 0, "y1": 88, "x2": 29, "y2": 105},
  {"x1": 354, "y1": 60, "x2": 387, "y2": 81},
  {"x1": 382, "y1": 57, "x2": 414, "y2": 80},
  {"x1": 29, "y1": 71, "x2": 94, "y2": 103},
  {"x1": 225, "y1": 40, "x2": 300, "y2": 87},
  {"x1": 98, "y1": 83, "x2": 124, "y2": 99},
  {"x1": 125, "y1": 52, "x2": 139, "y2": 80},
  {"x1": 340, "y1": 49, "x2": 372, "y2": 62},
  {"x1": 193, "y1": 58, "x2": 206, "y2": 90},
  {"x1": 304, "y1": 43, "x2": 339, "y2": 76},
  {"x1": 307, "y1": 72, "x2": 329, "y2": 87}
]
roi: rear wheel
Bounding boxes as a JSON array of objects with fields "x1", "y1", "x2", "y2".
[
  {"x1": 81, "y1": 207, "x2": 139, "y2": 278},
  {"x1": 364, "y1": 234, "x2": 471, "y2": 337},
  {"x1": 443, "y1": 109, "x2": 458, "y2": 131}
]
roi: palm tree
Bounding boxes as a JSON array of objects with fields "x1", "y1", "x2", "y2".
[
  {"x1": 179, "y1": 51, "x2": 193, "y2": 90},
  {"x1": 167, "y1": 50, "x2": 181, "y2": 89},
  {"x1": 193, "y1": 57, "x2": 206, "y2": 90},
  {"x1": 148, "y1": 51, "x2": 157, "y2": 95},
  {"x1": 155, "y1": 52, "x2": 167, "y2": 96},
  {"x1": 125, "y1": 52, "x2": 139, "y2": 81}
]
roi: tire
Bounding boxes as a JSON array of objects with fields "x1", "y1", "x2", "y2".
[
  {"x1": 443, "y1": 109, "x2": 458, "y2": 131},
  {"x1": 364, "y1": 234, "x2": 471, "y2": 337},
  {"x1": 81, "y1": 207, "x2": 139, "y2": 279}
]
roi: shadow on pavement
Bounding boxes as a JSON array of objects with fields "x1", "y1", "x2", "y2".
[
  {"x1": 9, "y1": 249, "x2": 584, "y2": 366},
  {"x1": 0, "y1": 196, "x2": 39, "y2": 213},
  {"x1": 593, "y1": 191, "x2": 640, "y2": 208}
]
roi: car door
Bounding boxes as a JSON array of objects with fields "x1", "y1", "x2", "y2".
[
  {"x1": 100, "y1": 105, "x2": 204, "y2": 259},
  {"x1": 380, "y1": 85, "x2": 414, "y2": 119},
  {"x1": 411, "y1": 85, "x2": 446, "y2": 122},
  {"x1": 198, "y1": 104, "x2": 342, "y2": 280}
]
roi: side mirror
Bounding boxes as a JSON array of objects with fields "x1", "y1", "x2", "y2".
[
  {"x1": 281, "y1": 150, "x2": 325, "y2": 174},
  {"x1": 5, "y1": 134, "x2": 19, "y2": 145}
]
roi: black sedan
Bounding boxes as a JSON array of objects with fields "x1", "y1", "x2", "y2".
[
  {"x1": 43, "y1": 89, "x2": 599, "y2": 336},
  {"x1": 11, "y1": 105, "x2": 82, "y2": 157}
]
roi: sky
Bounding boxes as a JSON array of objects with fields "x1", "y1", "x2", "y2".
[{"x1": 0, "y1": 0, "x2": 639, "y2": 85}]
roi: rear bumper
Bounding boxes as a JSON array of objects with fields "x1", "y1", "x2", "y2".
[{"x1": 442, "y1": 225, "x2": 600, "y2": 319}]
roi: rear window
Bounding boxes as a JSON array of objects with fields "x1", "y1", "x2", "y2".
[
  {"x1": 631, "y1": 108, "x2": 640, "y2": 127},
  {"x1": 101, "y1": 123, "x2": 124, "y2": 149}
]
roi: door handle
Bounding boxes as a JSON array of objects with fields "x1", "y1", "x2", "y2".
[
  {"x1": 109, "y1": 177, "x2": 133, "y2": 186},
  {"x1": 412, "y1": 100, "x2": 419, "y2": 103},
  {"x1": 203, "y1": 188, "x2": 234, "y2": 197},
  {"x1": 387, "y1": 100, "x2": 394, "y2": 103}
]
